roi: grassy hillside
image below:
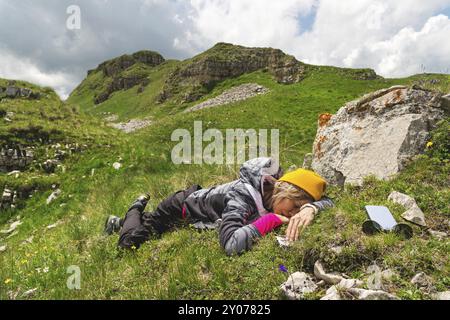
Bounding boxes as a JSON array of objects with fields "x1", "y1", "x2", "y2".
[{"x1": 1, "y1": 50, "x2": 449, "y2": 299}]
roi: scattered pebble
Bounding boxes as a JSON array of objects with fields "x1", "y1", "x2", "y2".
[
  {"x1": 0, "y1": 220, "x2": 22, "y2": 234},
  {"x1": 21, "y1": 236, "x2": 34, "y2": 245},
  {"x1": 46, "y1": 189, "x2": 61, "y2": 205},
  {"x1": 47, "y1": 221, "x2": 62, "y2": 230},
  {"x1": 22, "y1": 288, "x2": 38, "y2": 298},
  {"x1": 113, "y1": 162, "x2": 122, "y2": 170}
]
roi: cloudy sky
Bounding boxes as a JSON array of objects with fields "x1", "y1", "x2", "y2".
[{"x1": 1, "y1": 0, "x2": 449, "y2": 99}]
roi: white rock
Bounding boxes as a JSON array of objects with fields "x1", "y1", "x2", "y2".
[
  {"x1": 313, "y1": 260, "x2": 344, "y2": 285},
  {"x1": 428, "y1": 229, "x2": 447, "y2": 240},
  {"x1": 0, "y1": 220, "x2": 22, "y2": 234},
  {"x1": 276, "y1": 236, "x2": 292, "y2": 248},
  {"x1": 280, "y1": 272, "x2": 318, "y2": 300},
  {"x1": 330, "y1": 245, "x2": 343, "y2": 254},
  {"x1": 347, "y1": 288, "x2": 399, "y2": 300},
  {"x1": 6, "y1": 230, "x2": 18, "y2": 239},
  {"x1": 21, "y1": 236, "x2": 34, "y2": 245},
  {"x1": 321, "y1": 285, "x2": 342, "y2": 300},
  {"x1": 22, "y1": 288, "x2": 38, "y2": 298},
  {"x1": 381, "y1": 269, "x2": 395, "y2": 281},
  {"x1": 338, "y1": 278, "x2": 363, "y2": 289},
  {"x1": 47, "y1": 221, "x2": 62, "y2": 229},
  {"x1": 401, "y1": 206, "x2": 427, "y2": 227},
  {"x1": 432, "y1": 291, "x2": 450, "y2": 300},
  {"x1": 6, "y1": 170, "x2": 21, "y2": 176},
  {"x1": 0, "y1": 244, "x2": 7, "y2": 252},
  {"x1": 46, "y1": 189, "x2": 61, "y2": 205},
  {"x1": 113, "y1": 162, "x2": 122, "y2": 170},
  {"x1": 411, "y1": 272, "x2": 433, "y2": 288},
  {"x1": 388, "y1": 191, "x2": 427, "y2": 226},
  {"x1": 388, "y1": 191, "x2": 417, "y2": 209}
]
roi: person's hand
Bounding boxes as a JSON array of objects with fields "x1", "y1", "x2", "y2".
[
  {"x1": 285, "y1": 207, "x2": 315, "y2": 241},
  {"x1": 274, "y1": 214, "x2": 290, "y2": 224}
]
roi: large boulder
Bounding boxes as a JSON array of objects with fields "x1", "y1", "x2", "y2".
[{"x1": 312, "y1": 86, "x2": 448, "y2": 185}]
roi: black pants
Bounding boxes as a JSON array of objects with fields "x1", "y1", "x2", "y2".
[{"x1": 118, "y1": 185, "x2": 202, "y2": 249}]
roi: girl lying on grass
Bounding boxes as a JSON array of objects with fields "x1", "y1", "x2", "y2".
[{"x1": 104, "y1": 157, "x2": 334, "y2": 255}]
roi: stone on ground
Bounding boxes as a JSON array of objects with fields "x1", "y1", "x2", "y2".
[
  {"x1": 280, "y1": 272, "x2": 318, "y2": 300},
  {"x1": 313, "y1": 260, "x2": 344, "y2": 285},
  {"x1": 388, "y1": 191, "x2": 427, "y2": 226}
]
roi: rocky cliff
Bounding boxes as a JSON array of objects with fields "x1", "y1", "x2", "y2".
[
  {"x1": 158, "y1": 42, "x2": 306, "y2": 103},
  {"x1": 87, "y1": 50, "x2": 165, "y2": 104}
]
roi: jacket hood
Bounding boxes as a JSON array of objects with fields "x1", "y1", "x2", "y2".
[{"x1": 239, "y1": 157, "x2": 283, "y2": 196}]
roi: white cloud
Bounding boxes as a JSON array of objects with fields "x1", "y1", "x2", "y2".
[
  {"x1": 1, "y1": 0, "x2": 449, "y2": 99},
  {"x1": 176, "y1": 0, "x2": 450, "y2": 78},
  {"x1": 0, "y1": 47, "x2": 77, "y2": 99},
  {"x1": 174, "y1": 0, "x2": 318, "y2": 54}
]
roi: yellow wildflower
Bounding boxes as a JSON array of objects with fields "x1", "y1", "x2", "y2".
[
  {"x1": 4, "y1": 278, "x2": 12, "y2": 284},
  {"x1": 426, "y1": 141, "x2": 433, "y2": 148}
]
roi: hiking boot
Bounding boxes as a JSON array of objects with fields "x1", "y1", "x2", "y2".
[
  {"x1": 104, "y1": 215, "x2": 122, "y2": 235},
  {"x1": 128, "y1": 193, "x2": 151, "y2": 213}
]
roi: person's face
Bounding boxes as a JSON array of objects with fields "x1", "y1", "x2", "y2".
[{"x1": 273, "y1": 198, "x2": 298, "y2": 218}]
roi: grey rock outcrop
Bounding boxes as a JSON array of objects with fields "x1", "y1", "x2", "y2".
[
  {"x1": 92, "y1": 50, "x2": 163, "y2": 104},
  {"x1": 42, "y1": 159, "x2": 60, "y2": 174},
  {"x1": 158, "y1": 42, "x2": 306, "y2": 103},
  {"x1": 1, "y1": 188, "x2": 17, "y2": 211},
  {"x1": 2, "y1": 86, "x2": 40, "y2": 99},
  {"x1": 0, "y1": 146, "x2": 34, "y2": 172},
  {"x1": 312, "y1": 86, "x2": 448, "y2": 185},
  {"x1": 96, "y1": 50, "x2": 165, "y2": 77}
]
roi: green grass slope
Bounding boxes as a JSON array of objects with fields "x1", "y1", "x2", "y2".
[{"x1": 1, "y1": 55, "x2": 449, "y2": 299}]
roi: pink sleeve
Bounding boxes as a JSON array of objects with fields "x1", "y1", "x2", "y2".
[{"x1": 252, "y1": 213, "x2": 283, "y2": 236}]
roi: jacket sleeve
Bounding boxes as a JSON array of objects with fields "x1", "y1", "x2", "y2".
[
  {"x1": 310, "y1": 196, "x2": 334, "y2": 214},
  {"x1": 219, "y1": 187, "x2": 262, "y2": 256}
]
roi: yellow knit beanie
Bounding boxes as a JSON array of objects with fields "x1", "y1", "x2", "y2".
[{"x1": 278, "y1": 169, "x2": 327, "y2": 201}]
